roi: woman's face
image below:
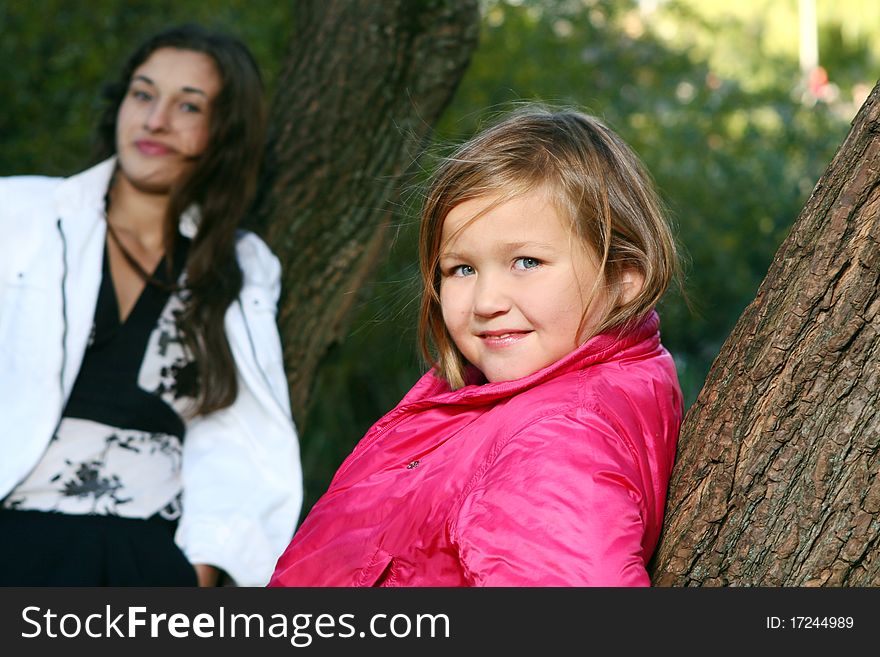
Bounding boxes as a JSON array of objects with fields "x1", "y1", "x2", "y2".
[{"x1": 115, "y1": 47, "x2": 221, "y2": 195}]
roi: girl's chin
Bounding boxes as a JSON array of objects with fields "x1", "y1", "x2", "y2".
[{"x1": 482, "y1": 365, "x2": 541, "y2": 384}]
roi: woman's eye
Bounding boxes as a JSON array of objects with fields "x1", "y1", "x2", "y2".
[
  {"x1": 131, "y1": 89, "x2": 152, "y2": 102},
  {"x1": 180, "y1": 102, "x2": 202, "y2": 113},
  {"x1": 513, "y1": 257, "x2": 541, "y2": 270},
  {"x1": 451, "y1": 264, "x2": 475, "y2": 277}
]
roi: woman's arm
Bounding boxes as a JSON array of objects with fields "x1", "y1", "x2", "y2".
[
  {"x1": 193, "y1": 563, "x2": 220, "y2": 587},
  {"x1": 176, "y1": 233, "x2": 303, "y2": 586}
]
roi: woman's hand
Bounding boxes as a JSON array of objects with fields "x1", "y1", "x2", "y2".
[{"x1": 193, "y1": 563, "x2": 220, "y2": 587}]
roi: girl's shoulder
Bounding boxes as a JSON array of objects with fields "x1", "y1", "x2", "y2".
[{"x1": 497, "y1": 338, "x2": 681, "y2": 438}]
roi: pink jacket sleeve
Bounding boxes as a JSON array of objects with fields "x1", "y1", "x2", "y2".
[{"x1": 451, "y1": 411, "x2": 652, "y2": 586}]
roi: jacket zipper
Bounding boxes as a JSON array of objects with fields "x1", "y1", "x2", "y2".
[
  {"x1": 56, "y1": 218, "x2": 69, "y2": 401},
  {"x1": 331, "y1": 407, "x2": 415, "y2": 482},
  {"x1": 52, "y1": 218, "x2": 69, "y2": 439}
]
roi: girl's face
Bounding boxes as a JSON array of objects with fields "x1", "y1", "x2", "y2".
[
  {"x1": 439, "y1": 190, "x2": 606, "y2": 383},
  {"x1": 115, "y1": 47, "x2": 221, "y2": 195}
]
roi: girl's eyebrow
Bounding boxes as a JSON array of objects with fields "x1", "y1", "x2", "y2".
[
  {"x1": 131, "y1": 74, "x2": 208, "y2": 97},
  {"x1": 502, "y1": 241, "x2": 554, "y2": 251},
  {"x1": 439, "y1": 241, "x2": 555, "y2": 260}
]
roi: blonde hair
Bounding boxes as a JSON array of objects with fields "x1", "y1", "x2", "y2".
[{"x1": 418, "y1": 106, "x2": 679, "y2": 388}]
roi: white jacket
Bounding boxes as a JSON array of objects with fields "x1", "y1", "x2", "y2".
[{"x1": 0, "y1": 159, "x2": 303, "y2": 586}]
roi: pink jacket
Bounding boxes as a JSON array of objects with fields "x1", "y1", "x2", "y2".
[{"x1": 269, "y1": 312, "x2": 682, "y2": 586}]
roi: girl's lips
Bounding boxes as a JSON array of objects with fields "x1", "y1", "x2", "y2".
[
  {"x1": 135, "y1": 140, "x2": 173, "y2": 156},
  {"x1": 477, "y1": 330, "x2": 532, "y2": 348}
]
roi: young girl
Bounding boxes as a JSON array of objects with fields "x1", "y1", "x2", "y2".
[
  {"x1": 269, "y1": 107, "x2": 682, "y2": 586},
  {"x1": 0, "y1": 25, "x2": 302, "y2": 586}
]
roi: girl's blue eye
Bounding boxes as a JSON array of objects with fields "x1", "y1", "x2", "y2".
[
  {"x1": 514, "y1": 257, "x2": 541, "y2": 270},
  {"x1": 451, "y1": 264, "x2": 475, "y2": 277},
  {"x1": 132, "y1": 89, "x2": 152, "y2": 101},
  {"x1": 180, "y1": 102, "x2": 202, "y2": 113}
]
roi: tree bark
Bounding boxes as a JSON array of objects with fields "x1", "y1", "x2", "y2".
[
  {"x1": 651, "y1": 82, "x2": 880, "y2": 585},
  {"x1": 251, "y1": 0, "x2": 479, "y2": 424}
]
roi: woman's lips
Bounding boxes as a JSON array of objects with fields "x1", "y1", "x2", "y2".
[
  {"x1": 477, "y1": 330, "x2": 532, "y2": 348},
  {"x1": 135, "y1": 139, "x2": 173, "y2": 156}
]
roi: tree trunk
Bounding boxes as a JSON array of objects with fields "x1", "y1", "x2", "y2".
[
  {"x1": 251, "y1": 0, "x2": 479, "y2": 424},
  {"x1": 650, "y1": 82, "x2": 880, "y2": 585}
]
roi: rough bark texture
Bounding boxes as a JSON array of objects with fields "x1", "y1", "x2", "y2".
[
  {"x1": 650, "y1": 81, "x2": 880, "y2": 586},
  {"x1": 251, "y1": 0, "x2": 479, "y2": 423}
]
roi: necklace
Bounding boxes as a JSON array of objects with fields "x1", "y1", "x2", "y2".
[{"x1": 103, "y1": 188, "x2": 177, "y2": 292}]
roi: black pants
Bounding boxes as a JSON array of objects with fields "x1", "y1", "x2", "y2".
[{"x1": 0, "y1": 508, "x2": 198, "y2": 586}]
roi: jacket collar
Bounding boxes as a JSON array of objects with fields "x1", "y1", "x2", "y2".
[
  {"x1": 409, "y1": 311, "x2": 662, "y2": 407},
  {"x1": 52, "y1": 158, "x2": 116, "y2": 223},
  {"x1": 52, "y1": 157, "x2": 200, "y2": 238}
]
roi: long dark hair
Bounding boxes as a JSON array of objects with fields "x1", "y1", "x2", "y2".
[{"x1": 94, "y1": 24, "x2": 267, "y2": 415}]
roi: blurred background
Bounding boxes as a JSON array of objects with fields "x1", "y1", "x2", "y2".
[{"x1": 3, "y1": 0, "x2": 878, "y2": 516}]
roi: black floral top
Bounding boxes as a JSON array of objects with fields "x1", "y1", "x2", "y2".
[{"x1": 3, "y1": 236, "x2": 197, "y2": 520}]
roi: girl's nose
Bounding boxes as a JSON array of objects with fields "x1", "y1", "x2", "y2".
[{"x1": 472, "y1": 273, "x2": 510, "y2": 318}]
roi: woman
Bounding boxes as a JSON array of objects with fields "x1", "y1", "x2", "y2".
[{"x1": 0, "y1": 24, "x2": 302, "y2": 586}]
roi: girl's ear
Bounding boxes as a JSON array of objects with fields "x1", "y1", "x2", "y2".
[{"x1": 619, "y1": 268, "x2": 645, "y2": 306}]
